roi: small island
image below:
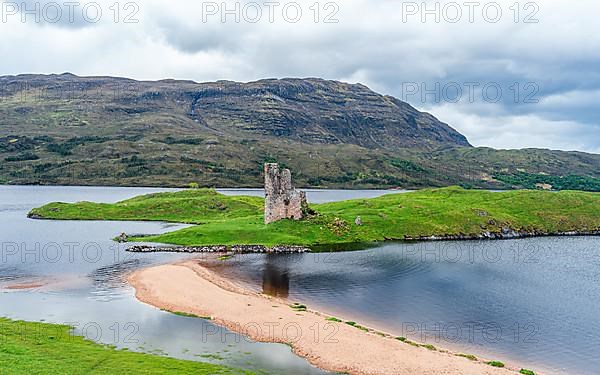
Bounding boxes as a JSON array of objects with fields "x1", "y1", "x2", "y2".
[{"x1": 29, "y1": 165, "x2": 600, "y2": 250}]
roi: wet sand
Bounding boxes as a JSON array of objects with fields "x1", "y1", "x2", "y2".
[
  {"x1": 128, "y1": 260, "x2": 525, "y2": 375},
  {"x1": 1, "y1": 275, "x2": 90, "y2": 292},
  {"x1": 3, "y1": 282, "x2": 46, "y2": 290}
]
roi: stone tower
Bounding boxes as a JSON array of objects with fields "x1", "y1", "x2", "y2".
[{"x1": 264, "y1": 163, "x2": 308, "y2": 224}]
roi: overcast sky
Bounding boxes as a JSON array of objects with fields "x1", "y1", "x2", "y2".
[{"x1": 1, "y1": 0, "x2": 599, "y2": 153}]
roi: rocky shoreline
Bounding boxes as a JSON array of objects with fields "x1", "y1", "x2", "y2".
[
  {"x1": 126, "y1": 244, "x2": 311, "y2": 254},
  {"x1": 126, "y1": 228, "x2": 600, "y2": 254},
  {"x1": 403, "y1": 228, "x2": 600, "y2": 241}
]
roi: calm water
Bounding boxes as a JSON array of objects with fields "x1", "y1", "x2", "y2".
[{"x1": 2, "y1": 185, "x2": 599, "y2": 374}]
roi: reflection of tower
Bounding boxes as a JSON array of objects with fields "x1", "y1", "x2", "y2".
[{"x1": 262, "y1": 254, "x2": 290, "y2": 298}]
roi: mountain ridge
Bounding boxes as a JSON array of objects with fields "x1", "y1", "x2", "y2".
[{"x1": 0, "y1": 73, "x2": 598, "y2": 190}]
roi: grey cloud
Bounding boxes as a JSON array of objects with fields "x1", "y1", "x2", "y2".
[{"x1": 4, "y1": 0, "x2": 103, "y2": 29}]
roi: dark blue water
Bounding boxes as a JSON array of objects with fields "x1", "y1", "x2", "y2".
[{"x1": 213, "y1": 238, "x2": 600, "y2": 375}]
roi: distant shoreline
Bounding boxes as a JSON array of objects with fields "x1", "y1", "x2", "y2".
[
  {"x1": 4, "y1": 182, "x2": 592, "y2": 194},
  {"x1": 1, "y1": 183, "x2": 402, "y2": 191}
]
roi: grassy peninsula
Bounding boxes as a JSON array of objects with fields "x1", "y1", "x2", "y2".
[
  {"x1": 28, "y1": 187, "x2": 600, "y2": 247},
  {"x1": 0, "y1": 318, "x2": 251, "y2": 374}
]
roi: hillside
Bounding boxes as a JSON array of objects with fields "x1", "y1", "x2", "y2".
[{"x1": 1, "y1": 73, "x2": 599, "y2": 190}]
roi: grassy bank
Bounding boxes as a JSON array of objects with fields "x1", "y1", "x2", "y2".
[
  {"x1": 0, "y1": 318, "x2": 251, "y2": 374},
  {"x1": 28, "y1": 189, "x2": 264, "y2": 224},
  {"x1": 28, "y1": 187, "x2": 600, "y2": 247}
]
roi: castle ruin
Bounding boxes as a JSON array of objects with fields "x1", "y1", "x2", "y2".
[{"x1": 264, "y1": 163, "x2": 308, "y2": 224}]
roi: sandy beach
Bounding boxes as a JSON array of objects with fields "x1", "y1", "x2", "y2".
[{"x1": 128, "y1": 260, "x2": 525, "y2": 375}]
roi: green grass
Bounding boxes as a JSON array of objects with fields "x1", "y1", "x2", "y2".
[
  {"x1": 0, "y1": 318, "x2": 250, "y2": 374},
  {"x1": 28, "y1": 189, "x2": 263, "y2": 224},
  {"x1": 394, "y1": 336, "x2": 440, "y2": 350},
  {"x1": 343, "y1": 321, "x2": 368, "y2": 332},
  {"x1": 487, "y1": 361, "x2": 505, "y2": 368},
  {"x1": 28, "y1": 187, "x2": 600, "y2": 248},
  {"x1": 291, "y1": 303, "x2": 307, "y2": 312},
  {"x1": 325, "y1": 317, "x2": 342, "y2": 322},
  {"x1": 456, "y1": 353, "x2": 478, "y2": 361},
  {"x1": 519, "y1": 369, "x2": 536, "y2": 375},
  {"x1": 161, "y1": 309, "x2": 212, "y2": 320},
  {"x1": 172, "y1": 311, "x2": 199, "y2": 318},
  {"x1": 402, "y1": 339, "x2": 420, "y2": 347}
]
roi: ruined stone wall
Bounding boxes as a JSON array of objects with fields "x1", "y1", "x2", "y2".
[{"x1": 264, "y1": 163, "x2": 308, "y2": 224}]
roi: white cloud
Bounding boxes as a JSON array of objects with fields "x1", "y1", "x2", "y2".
[{"x1": 428, "y1": 103, "x2": 600, "y2": 153}]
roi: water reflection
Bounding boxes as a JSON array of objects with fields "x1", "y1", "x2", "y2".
[{"x1": 262, "y1": 254, "x2": 290, "y2": 298}]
